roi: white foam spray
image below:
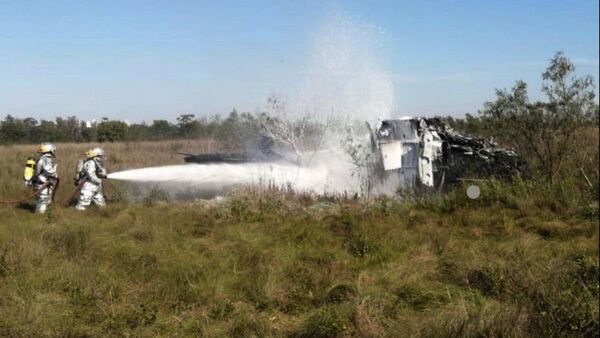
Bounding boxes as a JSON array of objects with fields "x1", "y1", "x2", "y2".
[
  {"x1": 271, "y1": 12, "x2": 394, "y2": 122},
  {"x1": 108, "y1": 150, "x2": 358, "y2": 195},
  {"x1": 110, "y1": 12, "x2": 395, "y2": 197},
  {"x1": 297, "y1": 12, "x2": 394, "y2": 121}
]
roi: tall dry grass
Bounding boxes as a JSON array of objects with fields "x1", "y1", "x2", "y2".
[
  {"x1": 0, "y1": 188, "x2": 597, "y2": 337},
  {"x1": 0, "y1": 139, "x2": 597, "y2": 337}
]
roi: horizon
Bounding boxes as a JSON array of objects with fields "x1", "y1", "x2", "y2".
[{"x1": 1, "y1": 0, "x2": 598, "y2": 123}]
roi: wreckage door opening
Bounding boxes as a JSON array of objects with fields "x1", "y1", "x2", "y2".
[
  {"x1": 400, "y1": 142, "x2": 420, "y2": 187},
  {"x1": 377, "y1": 119, "x2": 421, "y2": 188},
  {"x1": 379, "y1": 140, "x2": 420, "y2": 187}
]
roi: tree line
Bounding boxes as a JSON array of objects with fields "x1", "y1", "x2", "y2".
[{"x1": 0, "y1": 110, "x2": 261, "y2": 145}]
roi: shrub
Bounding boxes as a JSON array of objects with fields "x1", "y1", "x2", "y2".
[
  {"x1": 65, "y1": 280, "x2": 96, "y2": 306},
  {"x1": 143, "y1": 187, "x2": 170, "y2": 205},
  {"x1": 324, "y1": 283, "x2": 356, "y2": 304},
  {"x1": 466, "y1": 266, "x2": 506, "y2": 298},
  {"x1": 297, "y1": 304, "x2": 355, "y2": 338},
  {"x1": 393, "y1": 284, "x2": 449, "y2": 312}
]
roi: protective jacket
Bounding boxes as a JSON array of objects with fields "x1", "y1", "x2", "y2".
[
  {"x1": 78, "y1": 158, "x2": 107, "y2": 187},
  {"x1": 75, "y1": 157, "x2": 107, "y2": 210},
  {"x1": 33, "y1": 153, "x2": 58, "y2": 213},
  {"x1": 34, "y1": 153, "x2": 58, "y2": 186}
]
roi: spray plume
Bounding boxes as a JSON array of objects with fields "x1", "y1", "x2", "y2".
[
  {"x1": 109, "y1": 13, "x2": 394, "y2": 196},
  {"x1": 108, "y1": 152, "x2": 357, "y2": 194}
]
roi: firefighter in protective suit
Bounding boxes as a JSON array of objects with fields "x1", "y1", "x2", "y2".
[
  {"x1": 75, "y1": 147, "x2": 108, "y2": 210},
  {"x1": 33, "y1": 143, "x2": 59, "y2": 214}
]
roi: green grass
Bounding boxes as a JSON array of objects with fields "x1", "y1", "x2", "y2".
[{"x1": 0, "y1": 182, "x2": 597, "y2": 337}]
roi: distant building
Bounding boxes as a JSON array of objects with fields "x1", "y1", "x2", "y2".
[{"x1": 84, "y1": 120, "x2": 96, "y2": 128}]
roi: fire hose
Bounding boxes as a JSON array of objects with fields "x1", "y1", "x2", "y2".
[
  {"x1": 51, "y1": 177, "x2": 60, "y2": 203},
  {"x1": 65, "y1": 180, "x2": 85, "y2": 207},
  {"x1": 0, "y1": 181, "x2": 51, "y2": 205},
  {"x1": 1, "y1": 176, "x2": 108, "y2": 208},
  {"x1": 2, "y1": 170, "x2": 112, "y2": 208}
]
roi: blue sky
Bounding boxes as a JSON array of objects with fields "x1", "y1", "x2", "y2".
[{"x1": 1, "y1": 0, "x2": 598, "y2": 122}]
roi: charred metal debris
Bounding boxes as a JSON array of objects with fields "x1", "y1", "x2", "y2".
[
  {"x1": 181, "y1": 136, "x2": 294, "y2": 165},
  {"x1": 371, "y1": 117, "x2": 526, "y2": 189}
]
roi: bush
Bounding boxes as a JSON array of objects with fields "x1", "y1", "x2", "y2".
[
  {"x1": 143, "y1": 187, "x2": 170, "y2": 205},
  {"x1": 393, "y1": 284, "x2": 449, "y2": 312},
  {"x1": 297, "y1": 304, "x2": 355, "y2": 338},
  {"x1": 467, "y1": 266, "x2": 506, "y2": 297},
  {"x1": 324, "y1": 283, "x2": 356, "y2": 304}
]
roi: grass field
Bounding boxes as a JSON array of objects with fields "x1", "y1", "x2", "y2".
[{"x1": 0, "y1": 140, "x2": 598, "y2": 337}]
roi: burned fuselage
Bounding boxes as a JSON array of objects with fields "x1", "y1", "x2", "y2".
[
  {"x1": 372, "y1": 117, "x2": 525, "y2": 189},
  {"x1": 182, "y1": 136, "x2": 297, "y2": 165}
]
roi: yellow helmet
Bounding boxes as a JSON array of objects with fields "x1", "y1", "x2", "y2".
[
  {"x1": 85, "y1": 147, "x2": 105, "y2": 159},
  {"x1": 37, "y1": 143, "x2": 56, "y2": 155}
]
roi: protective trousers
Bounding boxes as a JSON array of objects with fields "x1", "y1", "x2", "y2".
[
  {"x1": 75, "y1": 182, "x2": 106, "y2": 210},
  {"x1": 35, "y1": 185, "x2": 54, "y2": 214}
]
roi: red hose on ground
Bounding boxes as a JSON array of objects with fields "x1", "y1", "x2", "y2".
[
  {"x1": 65, "y1": 181, "x2": 85, "y2": 207},
  {"x1": 0, "y1": 182, "x2": 50, "y2": 205}
]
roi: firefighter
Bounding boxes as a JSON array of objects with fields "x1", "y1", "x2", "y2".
[
  {"x1": 33, "y1": 143, "x2": 59, "y2": 214},
  {"x1": 74, "y1": 147, "x2": 108, "y2": 210}
]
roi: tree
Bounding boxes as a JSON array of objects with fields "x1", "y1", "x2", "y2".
[
  {"x1": 81, "y1": 120, "x2": 98, "y2": 142},
  {"x1": 97, "y1": 120, "x2": 128, "y2": 142},
  {"x1": 0, "y1": 115, "x2": 28, "y2": 143},
  {"x1": 62, "y1": 116, "x2": 83, "y2": 142},
  {"x1": 150, "y1": 120, "x2": 175, "y2": 140},
  {"x1": 259, "y1": 94, "x2": 332, "y2": 164},
  {"x1": 481, "y1": 52, "x2": 598, "y2": 182},
  {"x1": 34, "y1": 120, "x2": 62, "y2": 142},
  {"x1": 176, "y1": 114, "x2": 200, "y2": 139},
  {"x1": 218, "y1": 110, "x2": 241, "y2": 146},
  {"x1": 127, "y1": 123, "x2": 150, "y2": 141}
]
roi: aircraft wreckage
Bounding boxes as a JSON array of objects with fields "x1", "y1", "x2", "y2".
[
  {"x1": 182, "y1": 118, "x2": 525, "y2": 190},
  {"x1": 369, "y1": 117, "x2": 525, "y2": 189}
]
